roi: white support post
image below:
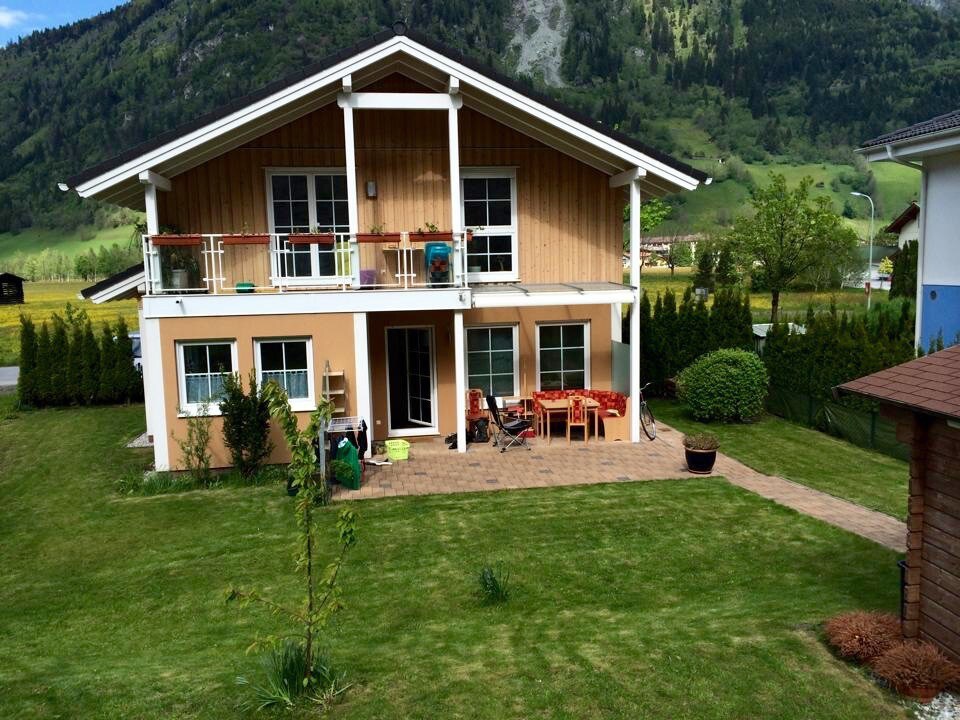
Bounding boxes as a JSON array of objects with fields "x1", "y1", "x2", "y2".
[
  {"x1": 454, "y1": 310, "x2": 467, "y2": 454},
  {"x1": 448, "y1": 93, "x2": 463, "y2": 286},
  {"x1": 142, "y1": 181, "x2": 161, "y2": 294},
  {"x1": 342, "y1": 98, "x2": 361, "y2": 288},
  {"x1": 629, "y1": 178, "x2": 642, "y2": 443},
  {"x1": 141, "y1": 315, "x2": 169, "y2": 470},
  {"x1": 352, "y1": 312, "x2": 373, "y2": 458}
]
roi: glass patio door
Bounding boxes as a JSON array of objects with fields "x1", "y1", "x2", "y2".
[{"x1": 386, "y1": 327, "x2": 436, "y2": 434}]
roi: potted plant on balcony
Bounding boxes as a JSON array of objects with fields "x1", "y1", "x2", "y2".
[
  {"x1": 356, "y1": 224, "x2": 402, "y2": 244},
  {"x1": 683, "y1": 432, "x2": 720, "y2": 474},
  {"x1": 410, "y1": 221, "x2": 454, "y2": 242},
  {"x1": 286, "y1": 226, "x2": 336, "y2": 246},
  {"x1": 164, "y1": 249, "x2": 201, "y2": 290},
  {"x1": 221, "y1": 223, "x2": 270, "y2": 245}
]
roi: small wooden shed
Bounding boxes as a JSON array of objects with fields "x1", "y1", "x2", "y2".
[
  {"x1": 839, "y1": 345, "x2": 960, "y2": 661},
  {"x1": 0, "y1": 272, "x2": 25, "y2": 305}
]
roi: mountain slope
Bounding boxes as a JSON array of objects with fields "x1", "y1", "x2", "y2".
[{"x1": 0, "y1": 0, "x2": 951, "y2": 237}]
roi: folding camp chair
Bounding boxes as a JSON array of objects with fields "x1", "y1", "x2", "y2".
[{"x1": 486, "y1": 395, "x2": 532, "y2": 453}]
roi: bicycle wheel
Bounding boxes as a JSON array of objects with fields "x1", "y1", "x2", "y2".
[{"x1": 640, "y1": 402, "x2": 657, "y2": 440}]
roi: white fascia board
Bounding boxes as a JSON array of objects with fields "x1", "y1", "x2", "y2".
[
  {"x1": 142, "y1": 288, "x2": 472, "y2": 319},
  {"x1": 609, "y1": 167, "x2": 646, "y2": 187},
  {"x1": 391, "y1": 37, "x2": 702, "y2": 190},
  {"x1": 76, "y1": 35, "x2": 701, "y2": 199},
  {"x1": 74, "y1": 39, "x2": 409, "y2": 198},
  {"x1": 337, "y1": 91, "x2": 460, "y2": 110},
  {"x1": 87, "y1": 272, "x2": 146, "y2": 304},
  {"x1": 859, "y1": 130, "x2": 960, "y2": 164},
  {"x1": 472, "y1": 288, "x2": 635, "y2": 308}
]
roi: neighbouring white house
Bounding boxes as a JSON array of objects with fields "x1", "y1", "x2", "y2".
[
  {"x1": 885, "y1": 201, "x2": 920, "y2": 249},
  {"x1": 860, "y1": 111, "x2": 960, "y2": 349}
]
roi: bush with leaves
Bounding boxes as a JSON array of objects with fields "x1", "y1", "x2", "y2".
[
  {"x1": 677, "y1": 349, "x2": 768, "y2": 422},
  {"x1": 228, "y1": 383, "x2": 357, "y2": 708},
  {"x1": 174, "y1": 402, "x2": 214, "y2": 484},
  {"x1": 16, "y1": 315, "x2": 36, "y2": 407},
  {"x1": 219, "y1": 371, "x2": 273, "y2": 478}
]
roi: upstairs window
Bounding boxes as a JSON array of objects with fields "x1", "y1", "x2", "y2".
[
  {"x1": 268, "y1": 171, "x2": 348, "y2": 281},
  {"x1": 462, "y1": 169, "x2": 517, "y2": 282}
]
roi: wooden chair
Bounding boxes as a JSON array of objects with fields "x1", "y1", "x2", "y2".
[
  {"x1": 567, "y1": 394, "x2": 589, "y2": 443},
  {"x1": 602, "y1": 398, "x2": 631, "y2": 442}
]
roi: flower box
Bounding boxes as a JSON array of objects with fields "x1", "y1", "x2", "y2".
[
  {"x1": 287, "y1": 233, "x2": 336, "y2": 245},
  {"x1": 221, "y1": 234, "x2": 271, "y2": 245},
  {"x1": 150, "y1": 234, "x2": 203, "y2": 247},
  {"x1": 356, "y1": 232, "x2": 403, "y2": 244}
]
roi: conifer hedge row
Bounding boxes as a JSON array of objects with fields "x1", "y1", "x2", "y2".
[
  {"x1": 18, "y1": 308, "x2": 143, "y2": 408},
  {"x1": 636, "y1": 286, "x2": 754, "y2": 389}
]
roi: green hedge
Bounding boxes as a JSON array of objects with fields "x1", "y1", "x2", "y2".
[
  {"x1": 18, "y1": 306, "x2": 143, "y2": 408},
  {"x1": 677, "y1": 349, "x2": 769, "y2": 422}
]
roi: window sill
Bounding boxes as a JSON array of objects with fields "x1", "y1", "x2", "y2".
[
  {"x1": 178, "y1": 406, "x2": 223, "y2": 418},
  {"x1": 288, "y1": 399, "x2": 316, "y2": 413},
  {"x1": 467, "y1": 272, "x2": 519, "y2": 284}
]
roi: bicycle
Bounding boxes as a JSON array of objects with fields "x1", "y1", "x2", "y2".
[{"x1": 638, "y1": 382, "x2": 656, "y2": 440}]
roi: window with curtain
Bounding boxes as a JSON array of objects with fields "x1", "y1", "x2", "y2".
[
  {"x1": 538, "y1": 323, "x2": 589, "y2": 390},
  {"x1": 178, "y1": 342, "x2": 234, "y2": 411},
  {"x1": 467, "y1": 326, "x2": 517, "y2": 397},
  {"x1": 257, "y1": 339, "x2": 312, "y2": 402}
]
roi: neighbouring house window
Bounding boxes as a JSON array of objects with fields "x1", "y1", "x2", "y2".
[
  {"x1": 177, "y1": 341, "x2": 236, "y2": 413},
  {"x1": 268, "y1": 171, "x2": 348, "y2": 280},
  {"x1": 256, "y1": 338, "x2": 313, "y2": 410},
  {"x1": 462, "y1": 170, "x2": 517, "y2": 281},
  {"x1": 537, "y1": 323, "x2": 589, "y2": 391},
  {"x1": 467, "y1": 326, "x2": 519, "y2": 397}
]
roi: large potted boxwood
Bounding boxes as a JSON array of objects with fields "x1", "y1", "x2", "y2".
[{"x1": 683, "y1": 432, "x2": 719, "y2": 474}]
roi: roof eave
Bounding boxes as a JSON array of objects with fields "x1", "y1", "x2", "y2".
[{"x1": 68, "y1": 32, "x2": 705, "y2": 202}]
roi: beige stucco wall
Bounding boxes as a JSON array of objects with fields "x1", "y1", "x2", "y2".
[{"x1": 159, "y1": 313, "x2": 356, "y2": 470}]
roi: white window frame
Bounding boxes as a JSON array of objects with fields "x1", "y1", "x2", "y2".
[
  {"x1": 265, "y1": 168, "x2": 349, "y2": 286},
  {"x1": 535, "y1": 321, "x2": 591, "y2": 391},
  {"x1": 254, "y1": 337, "x2": 315, "y2": 412},
  {"x1": 176, "y1": 340, "x2": 238, "y2": 416},
  {"x1": 465, "y1": 324, "x2": 520, "y2": 399},
  {"x1": 461, "y1": 167, "x2": 518, "y2": 283}
]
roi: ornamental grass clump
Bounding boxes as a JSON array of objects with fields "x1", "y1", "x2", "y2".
[
  {"x1": 824, "y1": 611, "x2": 901, "y2": 664},
  {"x1": 476, "y1": 563, "x2": 510, "y2": 605},
  {"x1": 872, "y1": 641, "x2": 960, "y2": 699},
  {"x1": 677, "y1": 348, "x2": 768, "y2": 422}
]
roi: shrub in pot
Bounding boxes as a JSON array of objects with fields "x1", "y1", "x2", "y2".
[
  {"x1": 871, "y1": 640, "x2": 960, "y2": 703},
  {"x1": 683, "y1": 432, "x2": 719, "y2": 474},
  {"x1": 677, "y1": 348, "x2": 768, "y2": 422}
]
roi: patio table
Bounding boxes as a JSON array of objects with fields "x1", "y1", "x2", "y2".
[{"x1": 538, "y1": 397, "x2": 601, "y2": 443}]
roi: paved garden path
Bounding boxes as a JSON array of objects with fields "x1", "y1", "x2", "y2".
[{"x1": 334, "y1": 423, "x2": 906, "y2": 552}]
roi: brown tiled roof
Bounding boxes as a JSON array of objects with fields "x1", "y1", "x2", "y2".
[
  {"x1": 860, "y1": 108, "x2": 960, "y2": 149},
  {"x1": 884, "y1": 201, "x2": 920, "y2": 235},
  {"x1": 838, "y1": 345, "x2": 960, "y2": 420}
]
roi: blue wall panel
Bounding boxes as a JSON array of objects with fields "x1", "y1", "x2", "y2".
[{"x1": 920, "y1": 284, "x2": 960, "y2": 350}]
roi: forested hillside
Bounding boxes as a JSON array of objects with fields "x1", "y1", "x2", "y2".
[{"x1": 0, "y1": 0, "x2": 954, "y2": 238}]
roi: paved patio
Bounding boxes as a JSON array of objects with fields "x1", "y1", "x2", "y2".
[{"x1": 333, "y1": 424, "x2": 906, "y2": 552}]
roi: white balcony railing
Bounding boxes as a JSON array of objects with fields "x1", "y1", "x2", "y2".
[{"x1": 142, "y1": 231, "x2": 471, "y2": 295}]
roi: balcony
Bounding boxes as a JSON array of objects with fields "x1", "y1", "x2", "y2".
[{"x1": 142, "y1": 231, "x2": 471, "y2": 295}]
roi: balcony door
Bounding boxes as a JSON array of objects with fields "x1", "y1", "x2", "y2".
[
  {"x1": 385, "y1": 327, "x2": 437, "y2": 436},
  {"x1": 267, "y1": 171, "x2": 349, "y2": 282}
]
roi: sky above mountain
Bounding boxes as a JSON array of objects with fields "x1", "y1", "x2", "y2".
[{"x1": 0, "y1": 0, "x2": 119, "y2": 45}]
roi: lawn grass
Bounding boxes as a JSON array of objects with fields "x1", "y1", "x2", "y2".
[
  {"x1": 633, "y1": 267, "x2": 895, "y2": 323},
  {"x1": 651, "y1": 399, "x2": 908, "y2": 519},
  {"x1": 0, "y1": 280, "x2": 139, "y2": 365},
  {"x1": 0, "y1": 402, "x2": 909, "y2": 719}
]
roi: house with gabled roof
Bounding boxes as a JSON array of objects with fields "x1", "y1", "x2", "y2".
[{"x1": 69, "y1": 25, "x2": 708, "y2": 471}]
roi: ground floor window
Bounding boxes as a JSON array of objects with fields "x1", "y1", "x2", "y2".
[
  {"x1": 177, "y1": 341, "x2": 236, "y2": 413},
  {"x1": 467, "y1": 325, "x2": 518, "y2": 397},
  {"x1": 255, "y1": 338, "x2": 313, "y2": 410},
  {"x1": 537, "y1": 322, "x2": 589, "y2": 390}
]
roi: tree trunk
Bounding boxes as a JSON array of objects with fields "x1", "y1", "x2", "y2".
[{"x1": 770, "y1": 289, "x2": 780, "y2": 323}]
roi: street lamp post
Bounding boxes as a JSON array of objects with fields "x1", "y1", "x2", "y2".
[{"x1": 851, "y1": 191, "x2": 876, "y2": 311}]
